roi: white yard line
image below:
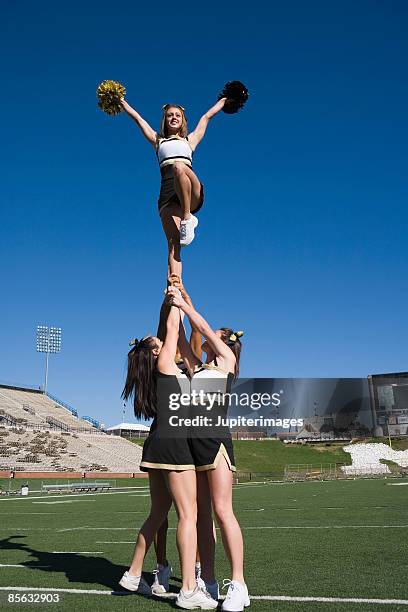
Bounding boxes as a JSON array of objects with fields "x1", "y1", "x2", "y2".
[
  {"x1": 0, "y1": 565, "x2": 51, "y2": 568},
  {"x1": 1, "y1": 524, "x2": 407, "y2": 534},
  {"x1": 253, "y1": 595, "x2": 408, "y2": 605},
  {"x1": 127, "y1": 494, "x2": 150, "y2": 497},
  {"x1": 51, "y1": 551, "x2": 104, "y2": 554},
  {"x1": 243, "y1": 508, "x2": 265, "y2": 512},
  {"x1": 33, "y1": 500, "x2": 96, "y2": 505},
  {"x1": 0, "y1": 587, "x2": 407, "y2": 605},
  {"x1": 0, "y1": 490, "x2": 149, "y2": 502}
]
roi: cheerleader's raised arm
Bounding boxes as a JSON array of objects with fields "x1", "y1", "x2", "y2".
[
  {"x1": 119, "y1": 98, "x2": 158, "y2": 147},
  {"x1": 187, "y1": 97, "x2": 226, "y2": 150}
]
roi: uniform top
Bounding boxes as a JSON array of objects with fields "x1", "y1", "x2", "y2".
[
  {"x1": 155, "y1": 369, "x2": 191, "y2": 416},
  {"x1": 191, "y1": 360, "x2": 234, "y2": 402},
  {"x1": 156, "y1": 136, "x2": 193, "y2": 168}
]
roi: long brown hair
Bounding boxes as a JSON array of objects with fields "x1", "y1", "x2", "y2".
[
  {"x1": 160, "y1": 104, "x2": 188, "y2": 138},
  {"x1": 122, "y1": 337, "x2": 157, "y2": 419},
  {"x1": 219, "y1": 328, "x2": 242, "y2": 379}
]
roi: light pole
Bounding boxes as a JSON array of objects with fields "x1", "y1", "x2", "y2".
[{"x1": 36, "y1": 325, "x2": 62, "y2": 394}]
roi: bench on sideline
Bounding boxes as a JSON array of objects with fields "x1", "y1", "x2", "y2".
[{"x1": 41, "y1": 482, "x2": 112, "y2": 493}]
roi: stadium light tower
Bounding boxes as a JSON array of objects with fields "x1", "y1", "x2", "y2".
[{"x1": 36, "y1": 325, "x2": 62, "y2": 393}]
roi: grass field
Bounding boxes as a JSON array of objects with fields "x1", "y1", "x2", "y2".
[
  {"x1": 129, "y1": 439, "x2": 353, "y2": 477},
  {"x1": 1, "y1": 477, "x2": 408, "y2": 611}
]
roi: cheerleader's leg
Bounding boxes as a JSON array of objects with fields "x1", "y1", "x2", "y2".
[
  {"x1": 207, "y1": 456, "x2": 245, "y2": 584},
  {"x1": 127, "y1": 470, "x2": 172, "y2": 577},
  {"x1": 196, "y1": 471, "x2": 216, "y2": 584},
  {"x1": 173, "y1": 163, "x2": 202, "y2": 220},
  {"x1": 160, "y1": 203, "x2": 182, "y2": 279}
]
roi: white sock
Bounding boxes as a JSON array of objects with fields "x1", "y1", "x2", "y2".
[{"x1": 183, "y1": 588, "x2": 195, "y2": 596}]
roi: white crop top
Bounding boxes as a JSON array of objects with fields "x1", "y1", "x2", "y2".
[
  {"x1": 190, "y1": 362, "x2": 232, "y2": 398},
  {"x1": 156, "y1": 136, "x2": 193, "y2": 168}
]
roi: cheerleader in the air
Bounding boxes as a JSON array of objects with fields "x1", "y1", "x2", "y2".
[
  {"x1": 119, "y1": 99, "x2": 224, "y2": 276},
  {"x1": 97, "y1": 80, "x2": 249, "y2": 280}
]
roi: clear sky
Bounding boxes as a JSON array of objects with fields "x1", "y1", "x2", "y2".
[{"x1": 1, "y1": 1, "x2": 407, "y2": 426}]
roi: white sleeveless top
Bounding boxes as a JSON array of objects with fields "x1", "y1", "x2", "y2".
[
  {"x1": 191, "y1": 361, "x2": 232, "y2": 398},
  {"x1": 156, "y1": 136, "x2": 193, "y2": 168}
]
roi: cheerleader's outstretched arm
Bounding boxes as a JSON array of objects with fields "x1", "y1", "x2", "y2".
[
  {"x1": 187, "y1": 98, "x2": 226, "y2": 149},
  {"x1": 177, "y1": 322, "x2": 202, "y2": 375},
  {"x1": 168, "y1": 274, "x2": 202, "y2": 360},
  {"x1": 156, "y1": 300, "x2": 170, "y2": 344},
  {"x1": 157, "y1": 303, "x2": 180, "y2": 375},
  {"x1": 119, "y1": 98, "x2": 158, "y2": 147}
]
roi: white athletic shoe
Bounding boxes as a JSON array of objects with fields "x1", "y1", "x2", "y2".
[
  {"x1": 152, "y1": 561, "x2": 172, "y2": 594},
  {"x1": 119, "y1": 571, "x2": 152, "y2": 594},
  {"x1": 176, "y1": 585, "x2": 218, "y2": 609},
  {"x1": 197, "y1": 577, "x2": 219, "y2": 602},
  {"x1": 180, "y1": 215, "x2": 198, "y2": 246},
  {"x1": 221, "y1": 580, "x2": 250, "y2": 611}
]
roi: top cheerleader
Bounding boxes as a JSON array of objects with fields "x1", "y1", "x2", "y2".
[{"x1": 118, "y1": 96, "x2": 227, "y2": 279}]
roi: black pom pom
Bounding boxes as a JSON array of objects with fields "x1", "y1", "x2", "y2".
[{"x1": 218, "y1": 80, "x2": 249, "y2": 114}]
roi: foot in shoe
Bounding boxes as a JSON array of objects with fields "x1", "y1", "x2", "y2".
[
  {"x1": 197, "y1": 577, "x2": 219, "y2": 601},
  {"x1": 176, "y1": 585, "x2": 218, "y2": 609},
  {"x1": 221, "y1": 579, "x2": 250, "y2": 611},
  {"x1": 152, "y1": 561, "x2": 172, "y2": 594},
  {"x1": 180, "y1": 215, "x2": 198, "y2": 246},
  {"x1": 119, "y1": 571, "x2": 152, "y2": 595}
]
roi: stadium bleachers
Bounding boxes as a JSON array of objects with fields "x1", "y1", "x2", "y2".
[
  {"x1": 0, "y1": 427, "x2": 143, "y2": 472},
  {"x1": 0, "y1": 386, "x2": 95, "y2": 431},
  {"x1": 0, "y1": 391, "x2": 45, "y2": 426},
  {"x1": 0, "y1": 385, "x2": 143, "y2": 472}
]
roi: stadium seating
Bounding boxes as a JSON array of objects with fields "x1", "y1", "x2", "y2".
[
  {"x1": 0, "y1": 385, "x2": 143, "y2": 472},
  {"x1": 0, "y1": 427, "x2": 143, "y2": 472},
  {"x1": 0, "y1": 386, "x2": 95, "y2": 430}
]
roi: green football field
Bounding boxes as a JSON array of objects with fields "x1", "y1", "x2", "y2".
[{"x1": 0, "y1": 478, "x2": 407, "y2": 611}]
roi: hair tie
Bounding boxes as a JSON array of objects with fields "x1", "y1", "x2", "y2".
[
  {"x1": 129, "y1": 334, "x2": 152, "y2": 348},
  {"x1": 229, "y1": 330, "x2": 244, "y2": 343},
  {"x1": 162, "y1": 103, "x2": 185, "y2": 111}
]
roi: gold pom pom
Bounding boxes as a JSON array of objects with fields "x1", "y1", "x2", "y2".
[{"x1": 97, "y1": 80, "x2": 126, "y2": 116}]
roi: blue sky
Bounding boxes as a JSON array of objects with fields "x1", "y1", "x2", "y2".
[{"x1": 1, "y1": 1, "x2": 407, "y2": 426}]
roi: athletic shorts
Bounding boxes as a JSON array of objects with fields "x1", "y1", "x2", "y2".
[
  {"x1": 140, "y1": 418, "x2": 235, "y2": 472},
  {"x1": 158, "y1": 164, "x2": 204, "y2": 215}
]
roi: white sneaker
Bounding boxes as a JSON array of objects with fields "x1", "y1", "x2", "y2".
[
  {"x1": 180, "y1": 215, "x2": 198, "y2": 246},
  {"x1": 197, "y1": 577, "x2": 219, "y2": 601},
  {"x1": 176, "y1": 585, "x2": 218, "y2": 609},
  {"x1": 119, "y1": 571, "x2": 152, "y2": 594},
  {"x1": 221, "y1": 580, "x2": 250, "y2": 611},
  {"x1": 152, "y1": 562, "x2": 172, "y2": 594}
]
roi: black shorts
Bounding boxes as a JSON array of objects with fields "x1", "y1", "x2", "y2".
[
  {"x1": 140, "y1": 418, "x2": 236, "y2": 473},
  {"x1": 190, "y1": 436, "x2": 236, "y2": 472},
  {"x1": 158, "y1": 164, "x2": 204, "y2": 215},
  {"x1": 140, "y1": 417, "x2": 195, "y2": 471}
]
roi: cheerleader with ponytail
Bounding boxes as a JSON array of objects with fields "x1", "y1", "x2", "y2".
[{"x1": 167, "y1": 285, "x2": 250, "y2": 612}]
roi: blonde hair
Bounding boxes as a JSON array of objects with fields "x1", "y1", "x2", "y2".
[{"x1": 160, "y1": 104, "x2": 188, "y2": 138}]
